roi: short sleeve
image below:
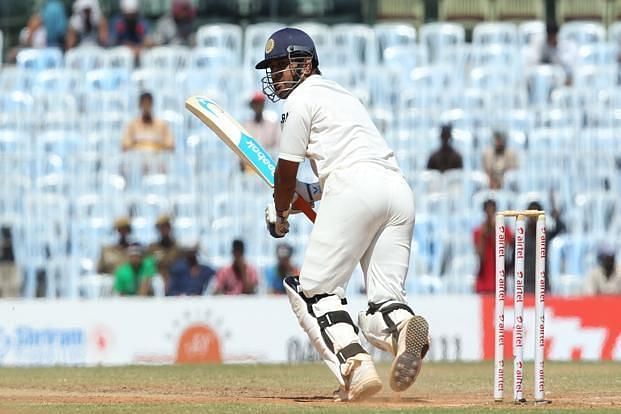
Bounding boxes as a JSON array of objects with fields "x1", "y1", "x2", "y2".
[
  {"x1": 114, "y1": 265, "x2": 130, "y2": 294},
  {"x1": 278, "y1": 96, "x2": 312, "y2": 163},
  {"x1": 141, "y1": 255, "x2": 157, "y2": 278}
]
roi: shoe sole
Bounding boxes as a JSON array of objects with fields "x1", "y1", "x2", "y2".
[
  {"x1": 349, "y1": 376, "x2": 383, "y2": 401},
  {"x1": 389, "y1": 315, "x2": 429, "y2": 392}
]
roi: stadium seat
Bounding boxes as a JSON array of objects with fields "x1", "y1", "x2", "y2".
[
  {"x1": 141, "y1": 46, "x2": 191, "y2": 71},
  {"x1": 409, "y1": 65, "x2": 459, "y2": 111},
  {"x1": 0, "y1": 91, "x2": 35, "y2": 131},
  {"x1": 103, "y1": 46, "x2": 134, "y2": 71},
  {"x1": 548, "y1": 234, "x2": 596, "y2": 293},
  {"x1": 85, "y1": 69, "x2": 131, "y2": 91},
  {"x1": 366, "y1": 67, "x2": 401, "y2": 110},
  {"x1": 472, "y1": 22, "x2": 518, "y2": 47},
  {"x1": 559, "y1": 21, "x2": 606, "y2": 48},
  {"x1": 78, "y1": 274, "x2": 114, "y2": 299},
  {"x1": 575, "y1": 43, "x2": 618, "y2": 67},
  {"x1": 196, "y1": 24, "x2": 243, "y2": 63},
  {"x1": 0, "y1": 66, "x2": 34, "y2": 92},
  {"x1": 131, "y1": 68, "x2": 176, "y2": 92},
  {"x1": 373, "y1": 22, "x2": 416, "y2": 63},
  {"x1": 419, "y1": 22, "x2": 465, "y2": 64},
  {"x1": 572, "y1": 65, "x2": 618, "y2": 91},
  {"x1": 16, "y1": 48, "x2": 63, "y2": 71},
  {"x1": 469, "y1": 45, "x2": 522, "y2": 74},
  {"x1": 573, "y1": 191, "x2": 618, "y2": 236},
  {"x1": 332, "y1": 23, "x2": 377, "y2": 67},
  {"x1": 518, "y1": 20, "x2": 546, "y2": 66},
  {"x1": 32, "y1": 69, "x2": 83, "y2": 93},
  {"x1": 607, "y1": 21, "x2": 621, "y2": 44},
  {"x1": 444, "y1": 253, "x2": 477, "y2": 293},
  {"x1": 383, "y1": 44, "x2": 428, "y2": 77},
  {"x1": 19, "y1": 193, "x2": 70, "y2": 297},
  {"x1": 189, "y1": 47, "x2": 236, "y2": 70},
  {"x1": 525, "y1": 65, "x2": 567, "y2": 107},
  {"x1": 65, "y1": 46, "x2": 105, "y2": 72}
]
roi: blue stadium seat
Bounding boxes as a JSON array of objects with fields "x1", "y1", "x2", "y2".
[{"x1": 16, "y1": 48, "x2": 63, "y2": 71}]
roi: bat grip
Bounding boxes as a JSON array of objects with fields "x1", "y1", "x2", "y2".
[{"x1": 292, "y1": 198, "x2": 316, "y2": 223}]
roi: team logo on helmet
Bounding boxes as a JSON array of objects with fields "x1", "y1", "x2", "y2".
[{"x1": 265, "y1": 38, "x2": 275, "y2": 54}]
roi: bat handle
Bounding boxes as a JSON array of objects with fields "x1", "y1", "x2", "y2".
[{"x1": 292, "y1": 198, "x2": 316, "y2": 223}]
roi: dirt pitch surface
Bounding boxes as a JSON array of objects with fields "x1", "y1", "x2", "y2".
[{"x1": 0, "y1": 362, "x2": 619, "y2": 413}]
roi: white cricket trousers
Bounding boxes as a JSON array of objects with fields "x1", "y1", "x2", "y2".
[{"x1": 299, "y1": 162, "x2": 415, "y2": 303}]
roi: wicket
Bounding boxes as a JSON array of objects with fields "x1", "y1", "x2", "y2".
[{"x1": 494, "y1": 210, "x2": 546, "y2": 404}]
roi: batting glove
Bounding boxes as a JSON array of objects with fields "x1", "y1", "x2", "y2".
[{"x1": 265, "y1": 204, "x2": 290, "y2": 238}]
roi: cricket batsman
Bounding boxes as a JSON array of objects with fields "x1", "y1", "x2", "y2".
[{"x1": 259, "y1": 28, "x2": 430, "y2": 401}]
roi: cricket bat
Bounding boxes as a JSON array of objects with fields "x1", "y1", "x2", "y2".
[{"x1": 185, "y1": 95, "x2": 317, "y2": 222}]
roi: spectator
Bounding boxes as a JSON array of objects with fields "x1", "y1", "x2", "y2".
[
  {"x1": 426, "y1": 124, "x2": 463, "y2": 173},
  {"x1": 17, "y1": 14, "x2": 47, "y2": 49},
  {"x1": 42, "y1": 0, "x2": 68, "y2": 47},
  {"x1": 66, "y1": 0, "x2": 108, "y2": 49},
  {"x1": 122, "y1": 92, "x2": 174, "y2": 152},
  {"x1": 147, "y1": 215, "x2": 181, "y2": 286},
  {"x1": 242, "y1": 92, "x2": 280, "y2": 156},
  {"x1": 167, "y1": 242, "x2": 215, "y2": 296},
  {"x1": 114, "y1": 243, "x2": 157, "y2": 296},
  {"x1": 481, "y1": 130, "x2": 518, "y2": 189},
  {"x1": 97, "y1": 216, "x2": 132, "y2": 275},
  {"x1": 540, "y1": 24, "x2": 571, "y2": 81},
  {"x1": 584, "y1": 243, "x2": 621, "y2": 295},
  {"x1": 473, "y1": 199, "x2": 513, "y2": 294},
  {"x1": 150, "y1": 0, "x2": 197, "y2": 46},
  {"x1": 0, "y1": 226, "x2": 20, "y2": 297},
  {"x1": 213, "y1": 239, "x2": 259, "y2": 295},
  {"x1": 523, "y1": 200, "x2": 566, "y2": 293},
  {"x1": 111, "y1": 0, "x2": 149, "y2": 59},
  {"x1": 264, "y1": 243, "x2": 299, "y2": 294}
]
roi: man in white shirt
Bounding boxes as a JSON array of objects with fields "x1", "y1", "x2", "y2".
[{"x1": 258, "y1": 28, "x2": 429, "y2": 402}]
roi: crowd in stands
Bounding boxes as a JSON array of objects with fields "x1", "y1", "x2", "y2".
[
  {"x1": 1, "y1": 1, "x2": 621, "y2": 299},
  {"x1": 9, "y1": 0, "x2": 197, "y2": 62},
  {"x1": 94, "y1": 212, "x2": 295, "y2": 297}
]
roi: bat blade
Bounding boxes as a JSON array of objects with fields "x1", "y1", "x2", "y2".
[{"x1": 185, "y1": 95, "x2": 316, "y2": 222}]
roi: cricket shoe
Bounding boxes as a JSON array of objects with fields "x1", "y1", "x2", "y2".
[
  {"x1": 337, "y1": 353, "x2": 383, "y2": 401},
  {"x1": 389, "y1": 315, "x2": 429, "y2": 392}
]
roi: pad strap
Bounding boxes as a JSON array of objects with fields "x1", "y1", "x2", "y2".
[
  {"x1": 317, "y1": 311, "x2": 359, "y2": 334},
  {"x1": 336, "y1": 343, "x2": 367, "y2": 364},
  {"x1": 285, "y1": 276, "x2": 366, "y2": 359},
  {"x1": 367, "y1": 301, "x2": 415, "y2": 350}
]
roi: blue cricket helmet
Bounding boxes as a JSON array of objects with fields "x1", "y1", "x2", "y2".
[{"x1": 255, "y1": 27, "x2": 319, "y2": 69}]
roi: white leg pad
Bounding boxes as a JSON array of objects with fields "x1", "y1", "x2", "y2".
[
  {"x1": 284, "y1": 278, "x2": 346, "y2": 386},
  {"x1": 358, "y1": 300, "x2": 416, "y2": 355}
]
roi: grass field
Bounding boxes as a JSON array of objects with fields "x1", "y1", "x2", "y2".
[{"x1": 0, "y1": 361, "x2": 620, "y2": 413}]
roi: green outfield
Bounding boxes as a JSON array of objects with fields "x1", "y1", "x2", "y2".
[{"x1": 0, "y1": 362, "x2": 619, "y2": 413}]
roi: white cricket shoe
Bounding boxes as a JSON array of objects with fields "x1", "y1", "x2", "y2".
[
  {"x1": 338, "y1": 353, "x2": 382, "y2": 401},
  {"x1": 389, "y1": 315, "x2": 429, "y2": 392}
]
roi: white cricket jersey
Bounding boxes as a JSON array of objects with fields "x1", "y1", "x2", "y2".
[{"x1": 278, "y1": 75, "x2": 400, "y2": 184}]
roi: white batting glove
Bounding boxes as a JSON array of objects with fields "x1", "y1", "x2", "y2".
[{"x1": 265, "y1": 204, "x2": 290, "y2": 238}]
